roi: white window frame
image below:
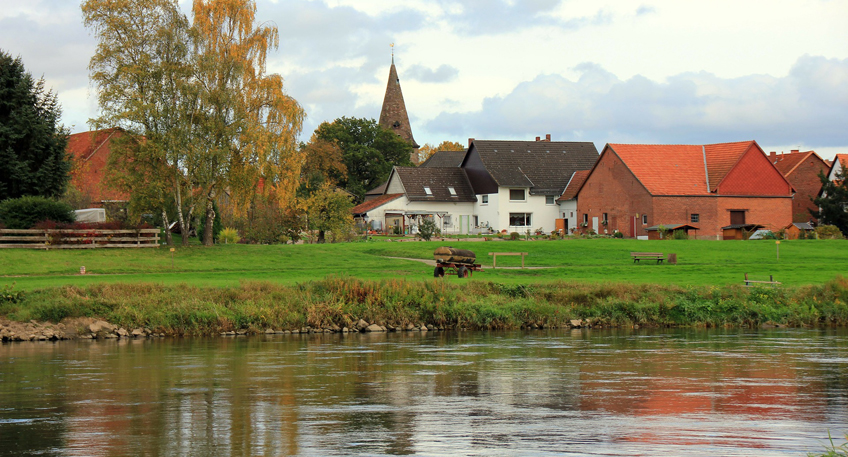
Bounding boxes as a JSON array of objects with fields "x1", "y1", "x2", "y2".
[
  {"x1": 481, "y1": 195, "x2": 489, "y2": 205},
  {"x1": 509, "y1": 188, "x2": 526, "y2": 202},
  {"x1": 546, "y1": 195, "x2": 556, "y2": 205},
  {"x1": 509, "y1": 212, "x2": 532, "y2": 227},
  {"x1": 424, "y1": 186, "x2": 432, "y2": 196},
  {"x1": 448, "y1": 187, "x2": 457, "y2": 197}
]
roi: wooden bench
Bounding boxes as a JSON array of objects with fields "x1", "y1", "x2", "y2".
[
  {"x1": 744, "y1": 273, "x2": 781, "y2": 287},
  {"x1": 630, "y1": 252, "x2": 665, "y2": 264},
  {"x1": 488, "y1": 252, "x2": 528, "y2": 269}
]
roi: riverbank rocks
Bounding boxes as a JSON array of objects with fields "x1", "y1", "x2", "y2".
[
  {"x1": 365, "y1": 324, "x2": 385, "y2": 332},
  {"x1": 356, "y1": 319, "x2": 369, "y2": 331}
]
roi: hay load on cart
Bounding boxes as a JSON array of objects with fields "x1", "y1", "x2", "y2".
[{"x1": 433, "y1": 247, "x2": 482, "y2": 278}]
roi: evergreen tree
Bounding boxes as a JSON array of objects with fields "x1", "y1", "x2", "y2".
[
  {"x1": 0, "y1": 50, "x2": 71, "y2": 201},
  {"x1": 813, "y1": 168, "x2": 848, "y2": 236}
]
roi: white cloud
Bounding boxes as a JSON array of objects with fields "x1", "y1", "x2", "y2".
[
  {"x1": 404, "y1": 64, "x2": 459, "y2": 83},
  {"x1": 424, "y1": 55, "x2": 848, "y2": 151}
]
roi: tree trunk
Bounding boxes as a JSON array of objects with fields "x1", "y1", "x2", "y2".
[
  {"x1": 317, "y1": 230, "x2": 325, "y2": 244},
  {"x1": 175, "y1": 185, "x2": 190, "y2": 246},
  {"x1": 203, "y1": 197, "x2": 215, "y2": 246},
  {"x1": 161, "y1": 208, "x2": 173, "y2": 246}
]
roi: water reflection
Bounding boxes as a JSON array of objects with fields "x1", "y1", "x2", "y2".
[{"x1": 1, "y1": 329, "x2": 847, "y2": 456}]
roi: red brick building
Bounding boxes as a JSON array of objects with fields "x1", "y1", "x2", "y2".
[
  {"x1": 769, "y1": 150, "x2": 829, "y2": 222},
  {"x1": 575, "y1": 141, "x2": 794, "y2": 239},
  {"x1": 67, "y1": 129, "x2": 129, "y2": 206}
]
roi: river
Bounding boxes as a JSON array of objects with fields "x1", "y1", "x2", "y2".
[{"x1": 1, "y1": 328, "x2": 847, "y2": 456}]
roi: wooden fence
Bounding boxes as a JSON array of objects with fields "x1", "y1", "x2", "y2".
[{"x1": 0, "y1": 229, "x2": 160, "y2": 249}]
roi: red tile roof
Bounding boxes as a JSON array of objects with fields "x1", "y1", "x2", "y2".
[
  {"x1": 558, "y1": 170, "x2": 590, "y2": 201},
  {"x1": 351, "y1": 193, "x2": 403, "y2": 215},
  {"x1": 67, "y1": 129, "x2": 129, "y2": 203},
  {"x1": 771, "y1": 150, "x2": 826, "y2": 177},
  {"x1": 703, "y1": 141, "x2": 756, "y2": 192},
  {"x1": 607, "y1": 144, "x2": 710, "y2": 195}
]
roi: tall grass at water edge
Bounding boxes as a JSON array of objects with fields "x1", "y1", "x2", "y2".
[{"x1": 2, "y1": 276, "x2": 848, "y2": 335}]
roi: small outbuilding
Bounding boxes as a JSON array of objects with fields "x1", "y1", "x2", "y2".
[
  {"x1": 784, "y1": 222, "x2": 815, "y2": 240},
  {"x1": 645, "y1": 223, "x2": 699, "y2": 240},
  {"x1": 721, "y1": 224, "x2": 765, "y2": 240}
]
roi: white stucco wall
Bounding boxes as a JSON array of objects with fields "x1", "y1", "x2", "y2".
[
  {"x1": 474, "y1": 192, "x2": 499, "y2": 232},
  {"x1": 829, "y1": 160, "x2": 843, "y2": 181},
  {"x1": 557, "y1": 200, "x2": 578, "y2": 233}
]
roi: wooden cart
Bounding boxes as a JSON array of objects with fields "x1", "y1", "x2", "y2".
[{"x1": 433, "y1": 247, "x2": 482, "y2": 278}]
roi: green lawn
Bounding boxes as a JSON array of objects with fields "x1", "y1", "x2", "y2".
[{"x1": 2, "y1": 238, "x2": 847, "y2": 291}]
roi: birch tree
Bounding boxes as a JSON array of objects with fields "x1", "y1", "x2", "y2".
[
  {"x1": 191, "y1": 0, "x2": 304, "y2": 245},
  {"x1": 82, "y1": 0, "x2": 196, "y2": 245}
]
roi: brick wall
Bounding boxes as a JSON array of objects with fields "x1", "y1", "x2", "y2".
[
  {"x1": 577, "y1": 149, "x2": 653, "y2": 237},
  {"x1": 716, "y1": 196, "x2": 793, "y2": 233},
  {"x1": 785, "y1": 159, "x2": 828, "y2": 222}
]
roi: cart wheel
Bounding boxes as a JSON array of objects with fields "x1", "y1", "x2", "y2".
[
  {"x1": 434, "y1": 266, "x2": 445, "y2": 278},
  {"x1": 457, "y1": 265, "x2": 468, "y2": 279}
]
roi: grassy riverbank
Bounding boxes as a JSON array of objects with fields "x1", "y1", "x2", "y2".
[
  {"x1": 3, "y1": 275, "x2": 848, "y2": 335},
  {"x1": 3, "y1": 238, "x2": 848, "y2": 334},
  {"x1": 2, "y1": 238, "x2": 848, "y2": 290}
]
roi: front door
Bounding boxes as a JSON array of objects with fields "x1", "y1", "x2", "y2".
[{"x1": 592, "y1": 217, "x2": 599, "y2": 233}]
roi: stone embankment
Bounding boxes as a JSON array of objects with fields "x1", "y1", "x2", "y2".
[
  {"x1": 2, "y1": 317, "x2": 592, "y2": 342},
  {"x1": 0, "y1": 317, "x2": 165, "y2": 342}
]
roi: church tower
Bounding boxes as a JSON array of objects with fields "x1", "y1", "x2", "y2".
[{"x1": 379, "y1": 53, "x2": 420, "y2": 165}]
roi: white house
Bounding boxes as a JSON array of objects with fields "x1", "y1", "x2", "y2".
[
  {"x1": 460, "y1": 138, "x2": 599, "y2": 233},
  {"x1": 556, "y1": 170, "x2": 590, "y2": 234},
  {"x1": 828, "y1": 154, "x2": 847, "y2": 181},
  {"x1": 352, "y1": 166, "x2": 477, "y2": 234}
]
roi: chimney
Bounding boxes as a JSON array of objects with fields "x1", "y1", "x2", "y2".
[
  {"x1": 468, "y1": 138, "x2": 475, "y2": 147},
  {"x1": 535, "y1": 136, "x2": 541, "y2": 142},
  {"x1": 791, "y1": 149, "x2": 799, "y2": 154},
  {"x1": 769, "y1": 151, "x2": 776, "y2": 161},
  {"x1": 545, "y1": 134, "x2": 551, "y2": 142}
]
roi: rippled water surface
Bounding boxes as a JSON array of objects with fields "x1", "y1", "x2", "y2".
[{"x1": 2, "y1": 328, "x2": 847, "y2": 456}]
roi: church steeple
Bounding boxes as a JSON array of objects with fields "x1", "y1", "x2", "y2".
[{"x1": 379, "y1": 50, "x2": 420, "y2": 165}]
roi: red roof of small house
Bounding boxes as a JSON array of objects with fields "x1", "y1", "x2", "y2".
[
  {"x1": 67, "y1": 129, "x2": 129, "y2": 203},
  {"x1": 771, "y1": 150, "x2": 827, "y2": 177},
  {"x1": 351, "y1": 193, "x2": 403, "y2": 215},
  {"x1": 558, "y1": 170, "x2": 590, "y2": 201}
]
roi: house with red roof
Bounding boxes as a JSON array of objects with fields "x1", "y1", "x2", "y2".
[
  {"x1": 556, "y1": 170, "x2": 591, "y2": 233},
  {"x1": 769, "y1": 150, "x2": 829, "y2": 222},
  {"x1": 575, "y1": 141, "x2": 794, "y2": 239},
  {"x1": 828, "y1": 154, "x2": 848, "y2": 182},
  {"x1": 67, "y1": 129, "x2": 129, "y2": 207}
]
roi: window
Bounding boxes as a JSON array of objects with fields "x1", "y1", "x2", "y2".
[
  {"x1": 546, "y1": 195, "x2": 555, "y2": 205},
  {"x1": 509, "y1": 189, "x2": 526, "y2": 201},
  {"x1": 602, "y1": 213, "x2": 608, "y2": 223},
  {"x1": 473, "y1": 216, "x2": 479, "y2": 226},
  {"x1": 582, "y1": 214, "x2": 588, "y2": 224},
  {"x1": 423, "y1": 186, "x2": 432, "y2": 196},
  {"x1": 448, "y1": 187, "x2": 457, "y2": 196},
  {"x1": 642, "y1": 214, "x2": 648, "y2": 225},
  {"x1": 691, "y1": 213, "x2": 700, "y2": 223},
  {"x1": 443, "y1": 215, "x2": 452, "y2": 226},
  {"x1": 481, "y1": 195, "x2": 489, "y2": 204},
  {"x1": 509, "y1": 213, "x2": 532, "y2": 227}
]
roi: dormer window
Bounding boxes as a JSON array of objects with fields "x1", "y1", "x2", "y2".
[
  {"x1": 448, "y1": 187, "x2": 457, "y2": 196},
  {"x1": 424, "y1": 186, "x2": 432, "y2": 196}
]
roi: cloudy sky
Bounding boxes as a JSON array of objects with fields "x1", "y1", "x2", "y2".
[{"x1": 2, "y1": 0, "x2": 847, "y2": 159}]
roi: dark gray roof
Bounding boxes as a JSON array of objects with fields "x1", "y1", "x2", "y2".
[
  {"x1": 393, "y1": 167, "x2": 477, "y2": 202},
  {"x1": 365, "y1": 182, "x2": 387, "y2": 196},
  {"x1": 419, "y1": 150, "x2": 466, "y2": 168},
  {"x1": 468, "y1": 140, "x2": 599, "y2": 195}
]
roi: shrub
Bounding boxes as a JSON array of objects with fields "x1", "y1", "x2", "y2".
[
  {"x1": 672, "y1": 230, "x2": 689, "y2": 240},
  {"x1": 817, "y1": 225, "x2": 843, "y2": 240},
  {"x1": 418, "y1": 219, "x2": 438, "y2": 241},
  {"x1": 217, "y1": 227, "x2": 241, "y2": 244},
  {"x1": 613, "y1": 231, "x2": 624, "y2": 239},
  {"x1": 0, "y1": 196, "x2": 75, "y2": 229},
  {"x1": 509, "y1": 231, "x2": 520, "y2": 240}
]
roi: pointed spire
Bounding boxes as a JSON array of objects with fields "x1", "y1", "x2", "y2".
[{"x1": 379, "y1": 49, "x2": 419, "y2": 164}]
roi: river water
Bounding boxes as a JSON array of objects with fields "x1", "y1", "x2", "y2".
[{"x1": 1, "y1": 328, "x2": 847, "y2": 456}]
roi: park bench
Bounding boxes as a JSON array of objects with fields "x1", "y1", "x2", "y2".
[
  {"x1": 630, "y1": 252, "x2": 665, "y2": 264},
  {"x1": 744, "y1": 273, "x2": 781, "y2": 287},
  {"x1": 488, "y1": 252, "x2": 528, "y2": 269}
]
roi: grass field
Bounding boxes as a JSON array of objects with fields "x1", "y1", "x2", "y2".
[{"x1": 2, "y1": 237, "x2": 847, "y2": 291}]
